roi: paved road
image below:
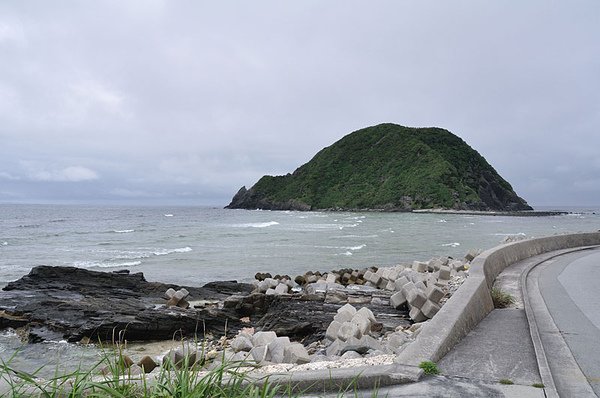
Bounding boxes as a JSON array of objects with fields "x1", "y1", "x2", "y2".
[{"x1": 537, "y1": 248, "x2": 600, "y2": 396}]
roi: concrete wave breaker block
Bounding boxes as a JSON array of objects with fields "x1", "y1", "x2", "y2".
[
  {"x1": 266, "y1": 336, "x2": 290, "y2": 363},
  {"x1": 283, "y1": 343, "x2": 310, "y2": 364},
  {"x1": 427, "y1": 285, "x2": 445, "y2": 303},
  {"x1": 350, "y1": 313, "x2": 371, "y2": 335},
  {"x1": 406, "y1": 288, "x2": 427, "y2": 309},
  {"x1": 394, "y1": 276, "x2": 411, "y2": 291},
  {"x1": 421, "y1": 300, "x2": 441, "y2": 319},
  {"x1": 390, "y1": 290, "x2": 407, "y2": 309},
  {"x1": 412, "y1": 261, "x2": 428, "y2": 273},
  {"x1": 409, "y1": 306, "x2": 427, "y2": 322},
  {"x1": 252, "y1": 331, "x2": 277, "y2": 347},
  {"x1": 325, "y1": 320, "x2": 342, "y2": 341},
  {"x1": 337, "y1": 322, "x2": 362, "y2": 341},
  {"x1": 438, "y1": 265, "x2": 452, "y2": 280}
]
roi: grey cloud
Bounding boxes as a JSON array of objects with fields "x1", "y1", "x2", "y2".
[{"x1": 0, "y1": 1, "x2": 599, "y2": 206}]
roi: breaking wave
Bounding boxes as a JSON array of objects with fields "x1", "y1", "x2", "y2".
[
  {"x1": 442, "y1": 242, "x2": 461, "y2": 247},
  {"x1": 233, "y1": 221, "x2": 280, "y2": 228},
  {"x1": 74, "y1": 260, "x2": 142, "y2": 268}
]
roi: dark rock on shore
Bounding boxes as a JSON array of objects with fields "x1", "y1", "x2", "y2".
[
  {"x1": 0, "y1": 266, "x2": 253, "y2": 343},
  {"x1": 0, "y1": 266, "x2": 411, "y2": 346}
]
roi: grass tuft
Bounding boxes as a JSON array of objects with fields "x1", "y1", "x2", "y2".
[
  {"x1": 491, "y1": 287, "x2": 515, "y2": 308},
  {"x1": 499, "y1": 378, "x2": 514, "y2": 385},
  {"x1": 418, "y1": 360, "x2": 439, "y2": 375}
]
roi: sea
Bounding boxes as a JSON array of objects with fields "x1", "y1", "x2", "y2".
[{"x1": 0, "y1": 204, "x2": 599, "y2": 375}]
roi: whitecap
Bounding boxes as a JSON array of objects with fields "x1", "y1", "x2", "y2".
[
  {"x1": 347, "y1": 244, "x2": 366, "y2": 251},
  {"x1": 153, "y1": 247, "x2": 193, "y2": 256},
  {"x1": 233, "y1": 221, "x2": 280, "y2": 228},
  {"x1": 113, "y1": 261, "x2": 142, "y2": 267},
  {"x1": 442, "y1": 242, "x2": 461, "y2": 247},
  {"x1": 339, "y1": 223, "x2": 359, "y2": 230},
  {"x1": 113, "y1": 229, "x2": 134, "y2": 233},
  {"x1": 164, "y1": 214, "x2": 174, "y2": 217},
  {"x1": 492, "y1": 232, "x2": 526, "y2": 236},
  {"x1": 332, "y1": 234, "x2": 378, "y2": 239},
  {"x1": 73, "y1": 260, "x2": 142, "y2": 268},
  {"x1": 338, "y1": 251, "x2": 353, "y2": 256},
  {"x1": 438, "y1": 219, "x2": 447, "y2": 223},
  {"x1": 1, "y1": 241, "x2": 7, "y2": 246}
]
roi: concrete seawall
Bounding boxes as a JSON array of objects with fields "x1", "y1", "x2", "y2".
[
  {"x1": 270, "y1": 231, "x2": 600, "y2": 391},
  {"x1": 395, "y1": 231, "x2": 600, "y2": 368}
]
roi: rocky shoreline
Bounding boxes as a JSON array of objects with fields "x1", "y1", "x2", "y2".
[{"x1": 0, "y1": 253, "x2": 474, "y2": 375}]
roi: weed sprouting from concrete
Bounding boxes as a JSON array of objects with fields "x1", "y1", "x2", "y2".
[
  {"x1": 418, "y1": 361, "x2": 439, "y2": 375},
  {"x1": 491, "y1": 287, "x2": 515, "y2": 308}
]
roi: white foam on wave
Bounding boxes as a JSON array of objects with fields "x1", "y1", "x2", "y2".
[
  {"x1": 153, "y1": 247, "x2": 192, "y2": 256},
  {"x1": 233, "y1": 221, "x2": 280, "y2": 228},
  {"x1": 438, "y1": 219, "x2": 447, "y2": 223},
  {"x1": 73, "y1": 260, "x2": 143, "y2": 268},
  {"x1": 113, "y1": 229, "x2": 134, "y2": 233},
  {"x1": 333, "y1": 234, "x2": 379, "y2": 239},
  {"x1": 493, "y1": 232, "x2": 526, "y2": 236},
  {"x1": 347, "y1": 244, "x2": 366, "y2": 251},
  {"x1": 442, "y1": 242, "x2": 461, "y2": 247},
  {"x1": 1, "y1": 241, "x2": 7, "y2": 246},
  {"x1": 337, "y1": 251, "x2": 353, "y2": 256},
  {"x1": 164, "y1": 214, "x2": 174, "y2": 217}
]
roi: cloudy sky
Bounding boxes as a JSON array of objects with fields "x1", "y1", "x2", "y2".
[{"x1": 1, "y1": 1, "x2": 599, "y2": 207}]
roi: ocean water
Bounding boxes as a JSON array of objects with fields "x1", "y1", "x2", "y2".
[
  {"x1": 0, "y1": 204, "x2": 599, "y2": 375},
  {"x1": 1, "y1": 204, "x2": 599, "y2": 287}
]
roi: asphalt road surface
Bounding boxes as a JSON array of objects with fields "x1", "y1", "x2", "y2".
[{"x1": 538, "y1": 248, "x2": 600, "y2": 396}]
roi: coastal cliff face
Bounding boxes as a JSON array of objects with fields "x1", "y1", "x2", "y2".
[{"x1": 227, "y1": 123, "x2": 532, "y2": 212}]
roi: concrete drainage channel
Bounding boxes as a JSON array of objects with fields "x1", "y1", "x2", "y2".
[{"x1": 258, "y1": 231, "x2": 600, "y2": 393}]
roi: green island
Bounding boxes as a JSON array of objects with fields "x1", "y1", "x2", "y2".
[{"x1": 226, "y1": 123, "x2": 532, "y2": 212}]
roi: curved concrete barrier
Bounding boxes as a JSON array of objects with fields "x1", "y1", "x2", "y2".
[
  {"x1": 261, "y1": 231, "x2": 600, "y2": 392},
  {"x1": 259, "y1": 231, "x2": 600, "y2": 392},
  {"x1": 395, "y1": 231, "x2": 600, "y2": 369}
]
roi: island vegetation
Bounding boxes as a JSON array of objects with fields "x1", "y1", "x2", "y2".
[{"x1": 226, "y1": 123, "x2": 532, "y2": 212}]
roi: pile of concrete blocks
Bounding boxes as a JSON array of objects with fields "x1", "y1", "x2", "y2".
[
  {"x1": 387, "y1": 256, "x2": 470, "y2": 322},
  {"x1": 162, "y1": 345, "x2": 205, "y2": 369},
  {"x1": 319, "y1": 303, "x2": 416, "y2": 359},
  {"x1": 294, "y1": 267, "x2": 377, "y2": 287},
  {"x1": 324, "y1": 304, "x2": 384, "y2": 357},
  {"x1": 164, "y1": 288, "x2": 190, "y2": 309},
  {"x1": 227, "y1": 330, "x2": 311, "y2": 366},
  {"x1": 101, "y1": 354, "x2": 159, "y2": 375},
  {"x1": 252, "y1": 276, "x2": 297, "y2": 295}
]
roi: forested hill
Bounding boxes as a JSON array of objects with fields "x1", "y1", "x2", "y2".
[{"x1": 226, "y1": 123, "x2": 532, "y2": 212}]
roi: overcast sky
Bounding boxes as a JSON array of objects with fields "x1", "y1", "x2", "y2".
[{"x1": 1, "y1": 1, "x2": 599, "y2": 207}]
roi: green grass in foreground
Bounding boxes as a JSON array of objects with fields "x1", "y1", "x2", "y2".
[
  {"x1": 1, "y1": 350, "x2": 288, "y2": 397},
  {"x1": 0, "y1": 344, "x2": 382, "y2": 398}
]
